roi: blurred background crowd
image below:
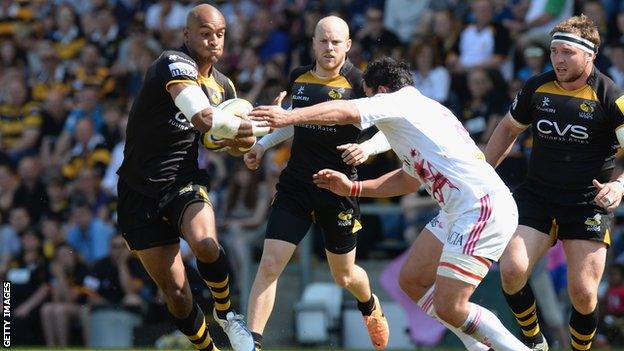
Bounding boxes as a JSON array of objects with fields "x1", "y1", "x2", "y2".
[{"x1": 4, "y1": 0, "x2": 624, "y2": 349}]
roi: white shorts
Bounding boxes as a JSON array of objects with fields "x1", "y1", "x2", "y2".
[{"x1": 426, "y1": 191, "x2": 518, "y2": 261}]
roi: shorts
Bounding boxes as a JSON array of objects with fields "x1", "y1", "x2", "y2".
[
  {"x1": 265, "y1": 174, "x2": 361, "y2": 254},
  {"x1": 513, "y1": 181, "x2": 611, "y2": 245},
  {"x1": 426, "y1": 191, "x2": 518, "y2": 261},
  {"x1": 117, "y1": 179, "x2": 212, "y2": 251}
]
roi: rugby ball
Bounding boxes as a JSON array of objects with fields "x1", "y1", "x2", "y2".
[{"x1": 201, "y1": 98, "x2": 254, "y2": 150}]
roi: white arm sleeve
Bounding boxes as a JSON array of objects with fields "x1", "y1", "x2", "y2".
[
  {"x1": 174, "y1": 85, "x2": 243, "y2": 138},
  {"x1": 257, "y1": 125, "x2": 294, "y2": 149},
  {"x1": 359, "y1": 130, "x2": 391, "y2": 156},
  {"x1": 174, "y1": 85, "x2": 211, "y2": 123},
  {"x1": 616, "y1": 127, "x2": 624, "y2": 149}
]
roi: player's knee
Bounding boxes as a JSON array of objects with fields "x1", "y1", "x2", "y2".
[
  {"x1": 189, "y1": 237, "x2": 220, "y2": 262},
  {"x1": 258, "y1": 254, "x2": 286, "y2": 282},
  {"x1": 162, "y1": 282, "x2": 192, "y2": 306},
  {"x1": 331, "y1": 269, "x2": 353, "y2": 289},
  {"x1": 499, "y1": 258, "x2": 529, "y2": 291},
  {"x1": 569, "y1": 284, "x2": 597, "y2": 313},
  {"x1": 433, "y1": 294, "x2": 467, "y2": 327},
  {"x1": 398, "y1": 266, "x2": 430, "y2": 301}
]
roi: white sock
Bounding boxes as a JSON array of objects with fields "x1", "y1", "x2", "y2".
[
  {"x1": 461, "y1": 302, "x2": 531, "y2": 351},
  {"x1": 417, "y1": 286, "x2": 489, "y2": 351}
]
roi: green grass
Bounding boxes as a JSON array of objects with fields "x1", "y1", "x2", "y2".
[{"x1": 11, "y1": 347, "x2": 624, "y2": 351}]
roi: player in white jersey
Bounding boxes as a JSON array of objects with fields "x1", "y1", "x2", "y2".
[{"x1": 250, "y1": 57, "x2": 528, "y2": 351}]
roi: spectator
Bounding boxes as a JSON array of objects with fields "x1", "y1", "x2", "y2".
[
  {"x1": 100, "y1": 102, "x2": 123, "y2": 150},
  {"x1": 609, "y1": 11, "x2": 624, "y2": 44},
  {"x1": 220, "y1": 0, "x2": 258, "y2": 25},
  {"x1": 516, "y1": 43, "x2": 552, "y2": 81},
  {"x1": 13, "y1": 155, "x2": 48, "y2": 222},
  {"x1": 144, "y1": 0, "x2": 188, "y2": 35},
  {"x1": 38, "y1": 90, "x2": 69, "y2": 167},
  {"x1": 43, "y1": 176, "x2": 70, "y2": 223},
  {"x1": 70, "y1": 167, "x2": 112, "y2": 220},
  {"x1": 87, "y1": 7, "x2": 120, "y2": 63},
  {"x1": 66, "y1": 200, "x2": 115, "y2": 266},
  {"x1": 55, "y1": 85, "x2": 104, "y2": 161},
  {"x1": 457, "y1": 68, "x2": 508, "y2": 145},
  {"x1": 46, "y1": 4, "x2": 86, "y2": 61},
  {"x1": 581, "y1": 0, "x2": 612, "y2": 71},
  {"x1": 383, "y1": 0, "x2": 432, "y2": 43},
  {"x1": 505, "y1": 0, "x2": 574, "y2": 45},
  {"x1": 0, "y1": 77, "x2": 42, "y2": 163},
  {"x1": 355, "y1": 7, "x2": 402, "y2": 60},
  {"x1": 600, "y1": 264, "x2": 624, "y2": 345},
  {"x1": 430, "y1": 9, "x2": 461, "y2": 67},
  {"x1": 249, "y1": 8, "x2": 290, "y2": 67},
  {"x1": 0, "y1": 163, "x2": 18, "y2": 219},
  {"x1": 0, "y1": 207, "x2": 32, "y2": 279},
  {"x1": 7, "y1": 230, "x2": 50, "y2": 346},
  {"x1": 30, "y1": 41, "x2": 70, "y2": 102},
  {"x1": 60, "y1": 117, "x2": 110, "y2": 181},
  {"x1": 40, "y1": 215, "x2": 65, "y2": 260},
  {"x1": 608, "y1": 43, "x2": 624, "y2": 88},
  {"x1": 83, "y1": 235, "x2": 145, "y2": 311},
  {"x1": 69, "y1": 43, "x2": 116, "y2": 98},
  {"x1": 409, "y1": 40, "x2": 450, "y2": 104},
  {"x1": 101, "y1": 116, "x2": 127, "y2": 197},
  {"x1": 449, "y1": 0, "x2": 510, "y2": 73},
  {"x1": 40, "y1": 243, "x2": 90, "y2": 347},
  {"x1": 236, "y1": 47, "x2": 265, "y2": 95},
  {"x1": 0, "y1": 40, "x2": 27, "y2": 78},
  {"x1": 111, "y1": 24, "x2": 160, "y2": 97}
]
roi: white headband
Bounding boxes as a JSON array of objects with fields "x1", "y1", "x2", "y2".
[{"x1": 551, "y1": 32, "x2": 596, "y2": 54}]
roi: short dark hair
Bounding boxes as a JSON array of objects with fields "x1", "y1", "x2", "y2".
[{"x1": 363, "y1": 57, "x2": 413, "y2": 93}]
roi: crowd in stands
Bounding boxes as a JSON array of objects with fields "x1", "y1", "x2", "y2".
[{"x1": 4, "y1": 0, "x2": 624, "y2": 347}]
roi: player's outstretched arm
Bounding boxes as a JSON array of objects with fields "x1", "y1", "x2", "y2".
[
  {"x1": 339, "y1": 131, "x2": 391, "y2": 166},
  {"x1": 249, "y1": 100, "x2": 361, "y2": 128},
  {"x1": 313, "y1": 168, "x2": 420, "y2": 198},
  {"x1": 168, "y1": 82, "x2": 270, "y2": 138},
  {"x1": 484, "y1": 112, "x2": 527, "y2": 168}
]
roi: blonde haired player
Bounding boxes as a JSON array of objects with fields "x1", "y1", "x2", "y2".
[{"x1": 250, "y1": 57, "x2": 531, "y2": 351}]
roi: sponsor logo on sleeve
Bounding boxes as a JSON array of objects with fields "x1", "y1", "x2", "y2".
[{"x1": 168, "y1": 62, "x2": 198, "y2": 79}]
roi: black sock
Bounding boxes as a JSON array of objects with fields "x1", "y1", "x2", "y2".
[
  {"x1": 357, "y1": 294, "x2": 376, "y2": 316},
  {"x1": 502, "y1": 283, "x2": 543, "y2": 344},
  {"x1": 169, "y1": 303, "x2": 215, "y2": 351},
  {"x1": 252, "y1": 332, "x2": 263, "y2": 349},
  {"x1": 570, "y1": 307, "x2": 597, "y2": 351},
  {"x1": 196, "y1": 246, "x2": 232, "y2": 320}
]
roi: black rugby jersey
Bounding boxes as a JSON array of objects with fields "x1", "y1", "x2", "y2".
[
  {"x1": 511, "y1": 68, "x2": 624, "y2": 190},
  {"x1": 284, "y1": 60, "x2": 364, "y2": 182},
  {"x1": 118, "y1": 47, "x2": 236, "y2": 198}
]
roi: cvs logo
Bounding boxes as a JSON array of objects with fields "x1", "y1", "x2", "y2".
[{"x1": 536, "y1": 119, "x2": 588, "y2": 139}]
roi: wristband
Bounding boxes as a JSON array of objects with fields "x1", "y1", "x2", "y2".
[{"x1": 349, "y1": 181, "x2": 362, "y2": 197}]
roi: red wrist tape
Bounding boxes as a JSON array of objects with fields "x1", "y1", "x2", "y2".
[{"x1": 349, "y1": 181, "x2": 362, "y2": 197}]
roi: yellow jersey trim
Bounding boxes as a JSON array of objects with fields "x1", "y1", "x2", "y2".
[
  {"x1": 165, "y1": 79, "x2": 198, "y2": 91},
  {"x1": 294, "y1": 71, "x2": 352, "y2": 89},
  {"x1": 536, "y1": 81, "x2": 598, "y2": 101}
]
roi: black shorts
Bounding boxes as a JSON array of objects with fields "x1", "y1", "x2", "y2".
[
  {"x1": 265, "y1": 174, "x2": 361, "y2": 254},
  {"x1": 513, "y1": 181, "x2": 611, "y2": 246},
  {"x1": 117, "y1": 179, "x2": 212, "y2": 251}
]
